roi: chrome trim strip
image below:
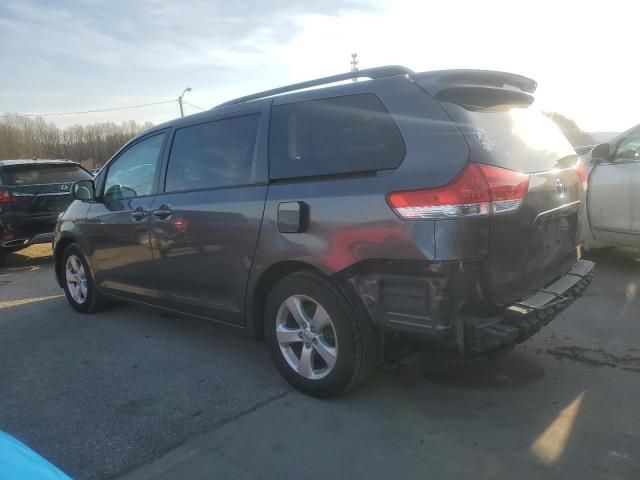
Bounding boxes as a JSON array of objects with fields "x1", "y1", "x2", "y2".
[
  {"x1": 592, "y1": 226, "x2": 640, "y2": 236},
  {"x1": 533, "y1": 200, "x2": 581, "y2": 224}
]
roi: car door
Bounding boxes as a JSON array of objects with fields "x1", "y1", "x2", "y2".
[
  {"x1": 86, "y1": 131, "x2": 168, "y2": 301},
  {"x1": 149, "y1": 109, "x2": 269, "y2": 325},
  {"x1": 588, "y1": 128, "x2": 640, "y2": 247},
  {"x1": 621, "y1": 131, "x2": 640, "y2": 238}
]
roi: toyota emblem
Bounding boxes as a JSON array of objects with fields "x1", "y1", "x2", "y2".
[
  {"x1": 555, "y1": 178, "x2": 566, "y2": 196},
  {"x1": 60, "y1": 184, "x2": 69, "y2": 191}
]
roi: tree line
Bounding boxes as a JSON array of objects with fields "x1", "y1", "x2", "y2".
[
  {"x1": 0, "y1": 115, "x2": 153, "y2": 168},
  {"x1": 543, "y1": 112, "x2": 595, "y2": 147},
  {"x1": 0, "y1": 111, "x2": 594, "y2": 169}
]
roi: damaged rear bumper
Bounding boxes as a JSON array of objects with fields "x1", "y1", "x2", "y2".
[{"x1": 465, "y1": 259, "x2": 595, "y2": 353}]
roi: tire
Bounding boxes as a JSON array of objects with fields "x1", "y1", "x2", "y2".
[
  {"x1": 264, "y1": 271, "x2": 377, "y2": 398},
  {"x1": 0, "y1": 248, "x2": 6, "y2": 267},
  {"x1": 61, "y1": 243, "x2": 110, "y2": 313}
]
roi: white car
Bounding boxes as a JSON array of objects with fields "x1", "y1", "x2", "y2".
[{"x1": 581, "y1": 124, "x2": 640, "y2": 250}]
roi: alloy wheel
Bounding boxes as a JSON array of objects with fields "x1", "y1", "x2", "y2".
[
  {"x1": 275, "y1": 294, "x2": 338, "y2": 380},
  {"x1": 66, "y1": 254, "x2": 88, "y2": 304}
]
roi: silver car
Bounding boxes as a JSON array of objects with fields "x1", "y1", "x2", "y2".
[{"x1": 581, "y1": 124, "x2": 640, "y2": 250}]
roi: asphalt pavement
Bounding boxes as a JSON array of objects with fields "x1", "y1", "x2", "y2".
[{"x1": 1, "y1": 245, "x2": 638, "y2": 479}]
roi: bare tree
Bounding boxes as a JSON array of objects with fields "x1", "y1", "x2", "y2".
[{"x1": 0, "y1": 115, "x2": 152, "y2": 167}]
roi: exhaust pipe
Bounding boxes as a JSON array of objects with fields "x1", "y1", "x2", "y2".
[{"x1": 2, "y1": 239, "x2": 29, "y2": 248}]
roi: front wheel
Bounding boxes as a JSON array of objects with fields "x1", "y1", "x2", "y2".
[
  {"x1": 61, "y1": 244, "x2": 110, "y2": 313},
  {"x1": 264, "y1": 271, "x2": 376, "y2": 398}
]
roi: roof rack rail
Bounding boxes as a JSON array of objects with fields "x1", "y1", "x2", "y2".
[{"x1": 215, "y1": 65, "x2": 414, "y2": 108}]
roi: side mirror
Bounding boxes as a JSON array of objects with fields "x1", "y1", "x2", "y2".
[
  {"x1": 591, "y1": 143, "x2": 611, "y2": 162},
  {"x1": 72, "y1": 180, "x2": 95, "y2": 202}
]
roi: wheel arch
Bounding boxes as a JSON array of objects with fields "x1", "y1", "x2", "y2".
[
  {"x1": 247, "y1": 260, "x2": 334, "y2": 340},
  {"x1": 53, "y1": 236, "x2": 76, "y2": 287},
  {"x1": 54, "y1": 236, "x2": 95, "y2": 289},
  {"x1": 246, "y1": 259, "x2": 379, "y2": 344}
]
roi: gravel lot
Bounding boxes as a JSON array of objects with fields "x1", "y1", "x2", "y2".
[{"x1": 1, "y1": 245, "x2": 639, "y2": 479}]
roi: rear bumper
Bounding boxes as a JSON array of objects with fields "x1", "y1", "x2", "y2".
[
  {"x1": 465, "y1": 259, "x2": 595, "y2": 353},
  {"x1": 345, "y1": 257, "x2": 594, "y2": 356},
  {"x1": 0, "y1": 214, "x2": 57, "y2": 250}
]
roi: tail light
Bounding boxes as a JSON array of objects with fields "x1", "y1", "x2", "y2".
[
  {"x1": 0, "y1": 189, "x2": 34, "y2": 204},
  {"x1": 387, "y1": 163, "x2": 529, "y2": 219},
  {"x1": 479, "y1": 163, "x2": 530, "y2": 214},
  {"x1": 574, "y1": 158, "x2": 588, "y2": 190}
]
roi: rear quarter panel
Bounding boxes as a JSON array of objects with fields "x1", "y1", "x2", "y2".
[{"x1": 247, "y1": 76, "x2": 473, "y2": 320}]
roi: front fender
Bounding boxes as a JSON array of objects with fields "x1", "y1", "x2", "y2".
[{"x1": 53, "y1": 201, "x2": 92, "y2": 287}]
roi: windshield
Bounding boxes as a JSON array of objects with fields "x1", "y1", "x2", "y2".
[{"x1": 0, "y1": 164, "x2": 92, "y2": 186}]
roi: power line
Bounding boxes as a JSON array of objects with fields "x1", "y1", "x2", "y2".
[
  {"x1": 183, "y1": 101, "x2": 205, "y2": 111},
  {"x1": 0, "y1": 99, "x2": 178, "y2": 118}
]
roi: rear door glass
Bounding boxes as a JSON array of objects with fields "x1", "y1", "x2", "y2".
[
  {"x1": 269, "y1": 93, "x2": 405, "y2": 179},
  {"x1": 0, "y1": 164, "x2": 92, "y2": 185},
  {"x1": 165, "y1": 114, "x2": 260, "y2": 192}
]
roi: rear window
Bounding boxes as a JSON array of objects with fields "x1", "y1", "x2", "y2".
[
  {"x1": 0, "y1": 164, "x2": 92, "y2": 186},
  {"x1": 269, "y1": 93, "x2": 405, "y2": 180},
  {"x1": 441, "y1": 103, "x2": 576, "y2": 173}
]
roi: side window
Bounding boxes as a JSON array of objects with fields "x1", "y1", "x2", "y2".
[
  {"x1": 165, "y1": 114, "x2": 260, "y2": 193},
  {"x1": 614, "y1": 130, "x2": 640, "y2": 163},
  {"x1": 269, "y1": 93, "x2": 405, "y2": 180},
  {"x1": 104, "y1": 133, "x2": 165, "y2": 200}
]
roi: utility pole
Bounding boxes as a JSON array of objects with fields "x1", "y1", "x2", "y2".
[
  {"x1": 350, "y1": 53, "x2": 359, "y2": 82},
  {"x1": 178, "y1": 87, "x2": 192, "y2": 118}
]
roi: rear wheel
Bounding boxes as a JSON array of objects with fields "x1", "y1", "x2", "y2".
[
  {"x1": 0, "y1": 248, "x2": 6, "y2": 266},
  {"x1": 264, "y1": 271, "x2": 376, "y2": 398},
  {"x1": 61, "y1": 244, "x2": 110, "y2": 313}
]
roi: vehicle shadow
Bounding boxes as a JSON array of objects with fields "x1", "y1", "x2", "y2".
[
  {"x1": 0, "y1": 246, "x2": 59, "y2": 305},
  {"x1": 0, "y1": 245, "x2": 53, "y2": 270},
  {"x1": 417, "y1": 350, "x2": 546, "y2": 390},
  {"x1": 583, "y1": 246, "x2": 640, "y2": 273}
]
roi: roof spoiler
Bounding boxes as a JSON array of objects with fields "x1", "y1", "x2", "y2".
[
  {"x1": 415, "y1": 69, "x2": 537, "y2": 95},
  {"x1": 415, "y1": 70, "x2": 536, "y2": 109}
]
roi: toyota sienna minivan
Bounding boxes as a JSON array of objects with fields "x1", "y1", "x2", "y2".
[{"x1": 53, "y1": 66, "x2": 594, "y2": 398}]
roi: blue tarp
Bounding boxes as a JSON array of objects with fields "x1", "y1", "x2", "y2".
[{"x1": 0, "y1": 431, "x2": 71, "y2": 480}]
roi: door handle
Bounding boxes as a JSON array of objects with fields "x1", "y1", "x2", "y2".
[
  {"x1": 131, "y1": 207, "x2": 148, "y2": 221},
  {"x1": 152, "y1": 205, "x2": 172, "y2": 220}
]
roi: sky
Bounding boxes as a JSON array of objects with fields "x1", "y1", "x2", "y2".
[{"x1": 1, "y1": 0, "x2": 638, "y2": 132}]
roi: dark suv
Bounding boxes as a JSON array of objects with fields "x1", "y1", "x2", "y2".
[
  {"x1": 0, "y1": 159, "x2": 92, "y2": 265},
  {"x1": 53, "y1": 66, "x2": 594, "y2": 398}
]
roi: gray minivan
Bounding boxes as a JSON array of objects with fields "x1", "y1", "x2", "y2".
[{"x1": 53, "y1": 66, "x2": 594, "y2": 398}]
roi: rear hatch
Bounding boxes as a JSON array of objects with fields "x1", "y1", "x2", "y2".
[
  {"x1": 415, "y1": 71, "x2": 585, "y2": 306},
  {"x1": 0, "y1": 163, "x2": 92, "y2": 217}
]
